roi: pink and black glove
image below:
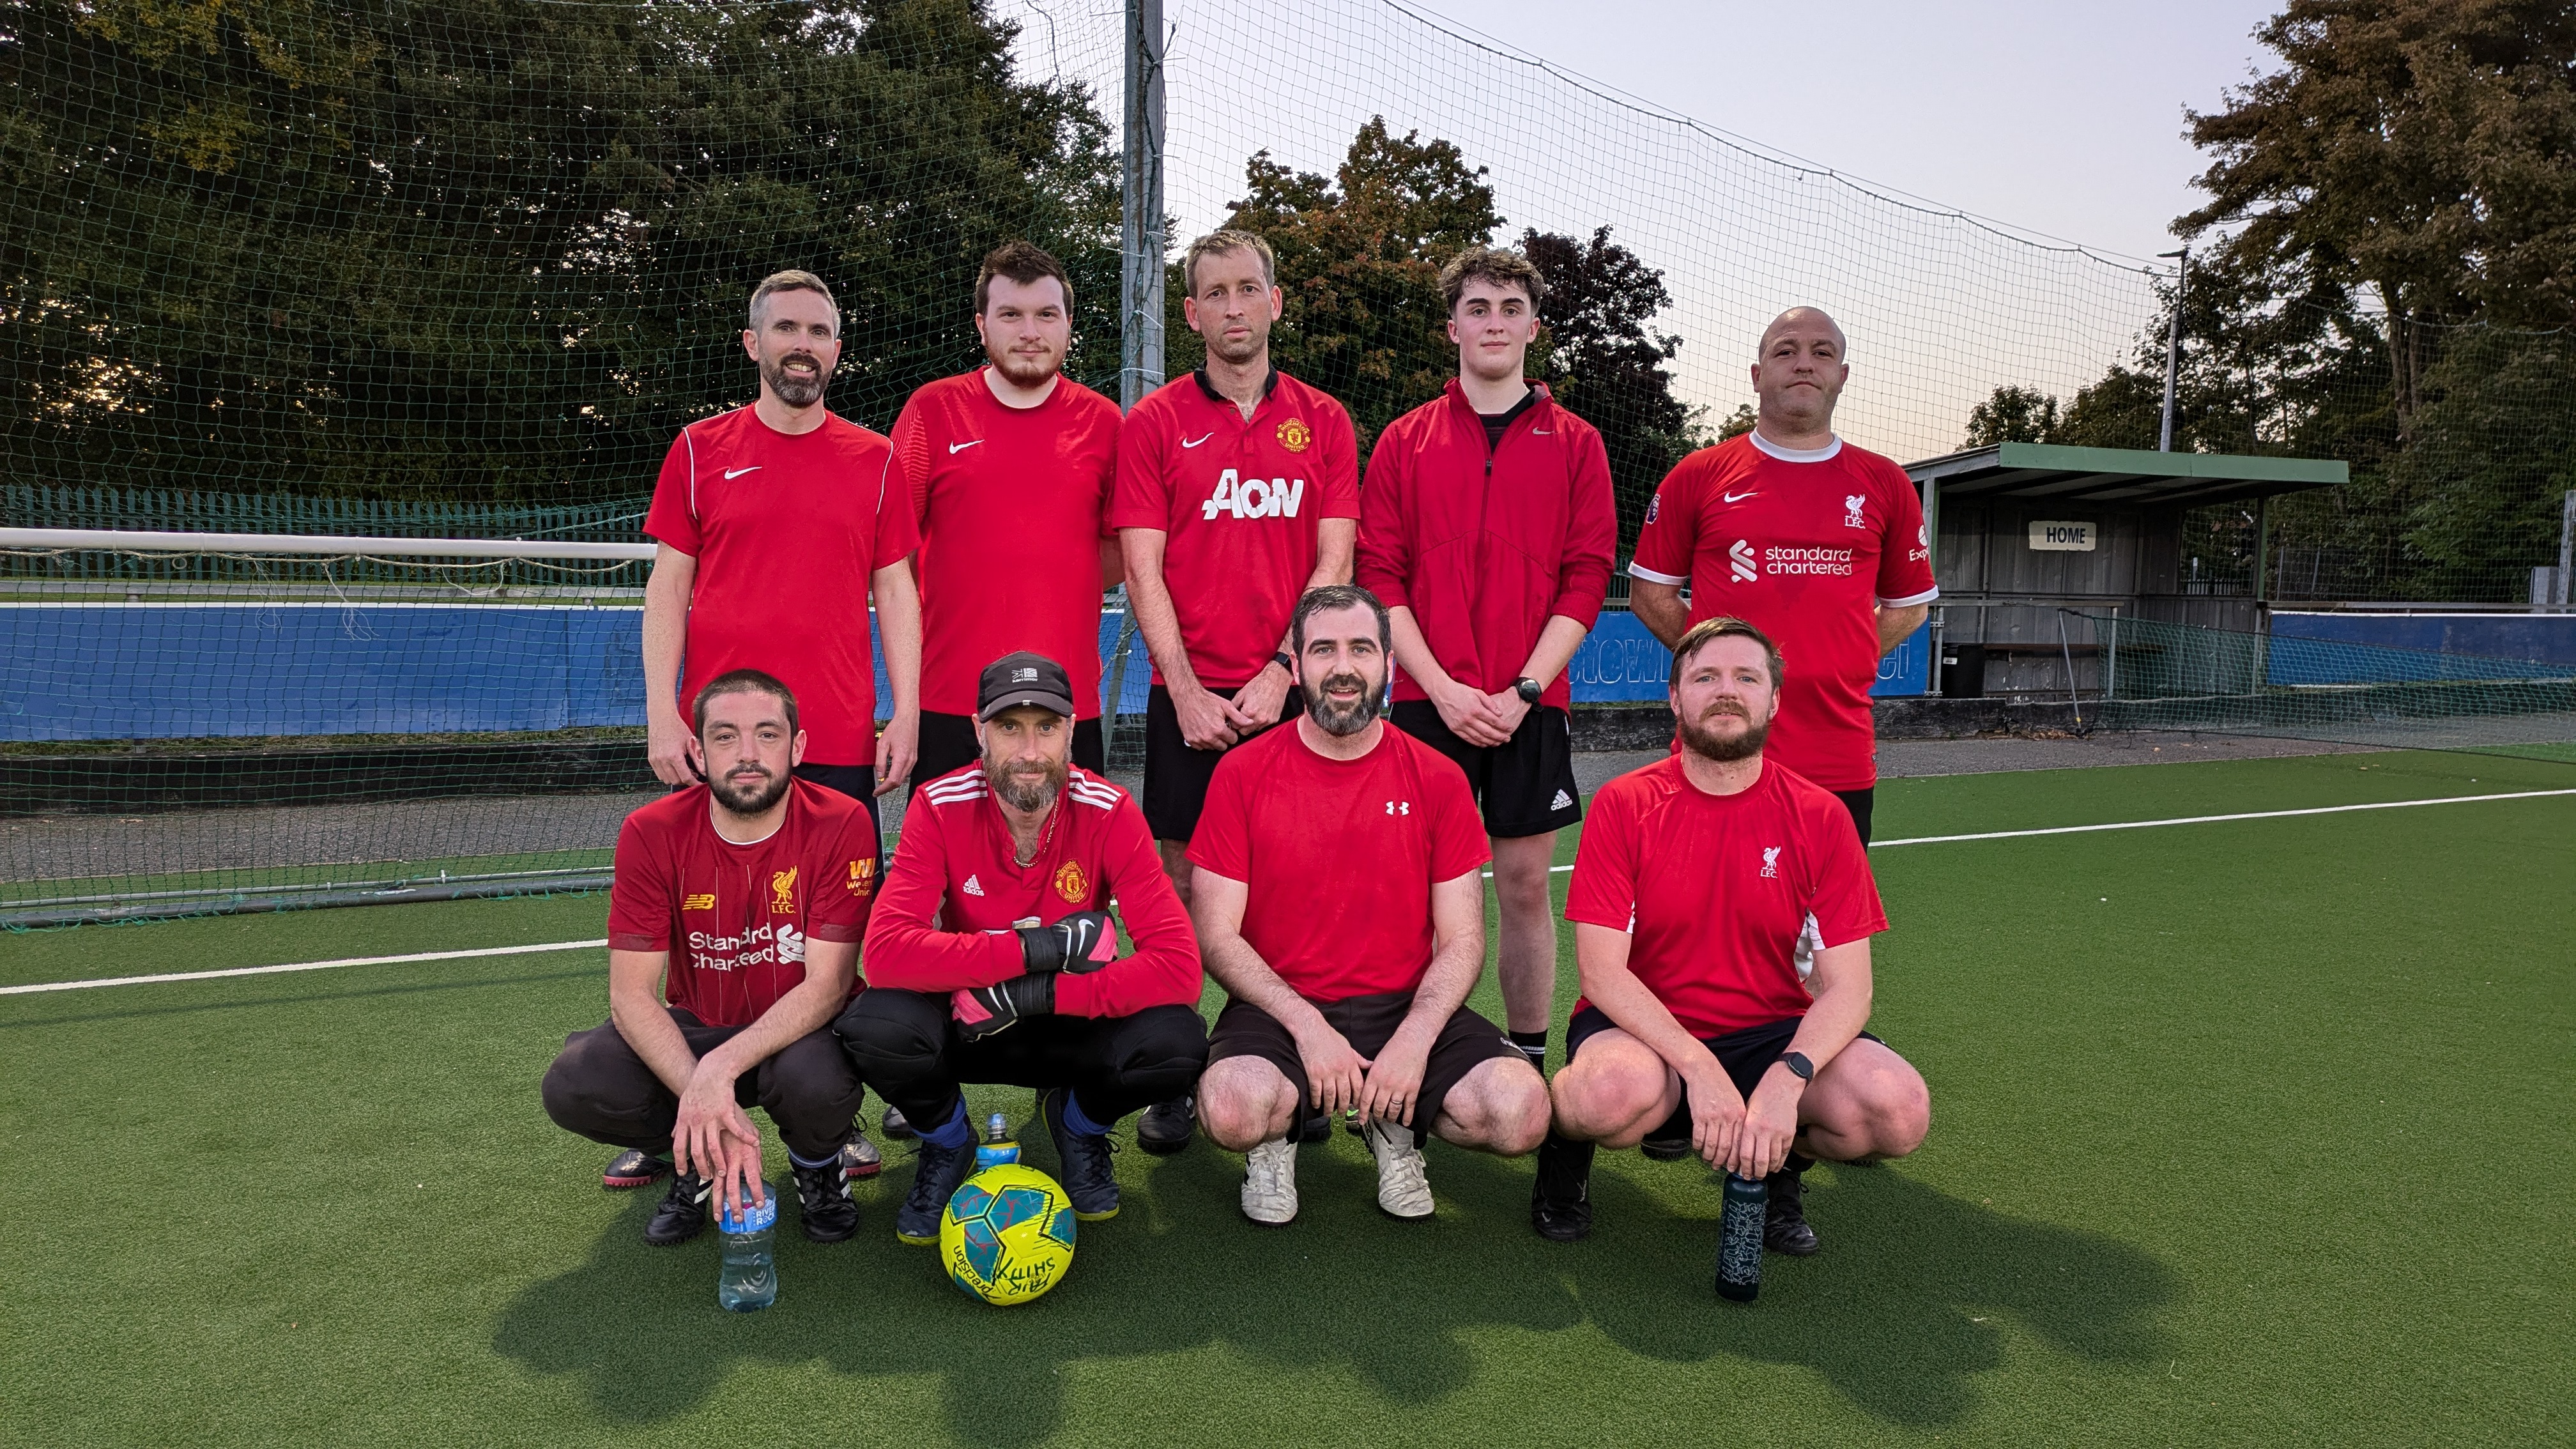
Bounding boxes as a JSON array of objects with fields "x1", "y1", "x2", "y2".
[
  {"x1": 1017, "y1": 909, "x2": 1119, "y2": 974},
  {"x1": 951, "y1": 974, "x2": 1054, "y2": 1041}
]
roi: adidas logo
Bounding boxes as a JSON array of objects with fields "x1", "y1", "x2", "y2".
[
  {"x1": 962, "y1": 874, "x2": 985, "y2": 897},
  {"x1": 1551, "y1": 789, "x2": 1574, "y2": 811}
]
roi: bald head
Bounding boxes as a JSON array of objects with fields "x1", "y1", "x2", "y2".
[
  {"x1": 1749, "y1": 307, "x2": 1850, "y2": 445},
  {"x1": 1758, "y1": 307, "x2": 1846, "y2": 360}
]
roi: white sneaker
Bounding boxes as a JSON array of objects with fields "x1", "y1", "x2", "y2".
[
  {"x1": 1363, "y1": 1119, "x2": 1434, "y2": 1220},
  {"x1": 1241, "y1": 1138, "x2": 1298, "y2": 1225}
]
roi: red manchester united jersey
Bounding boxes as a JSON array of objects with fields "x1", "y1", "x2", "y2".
[
  {"x1": 643, "y1": 407, "x2": 919, "y2": 765},
  {"x1": 605, "y1": 780, "x2": 878, "y2": 1028},
  {"x1": 1629, "y1": 431, "x2": 1937, "y2": 790},
  {"x1": 1189, "y1": 721, "x2": 1489, "y2": 1002},
  {"x1": 1110, "y1": 369, "x2": 1361, "y2": 689},
  {"x1": 888, "y1": 370, "x2": 1121, "y2": 717},
  {"x1": 862, "y1": 764, "x2": 1200, "y2": 1018},
  {"x1": 1564, "y1": 755, "x2": 1885, "y2": 1037}
]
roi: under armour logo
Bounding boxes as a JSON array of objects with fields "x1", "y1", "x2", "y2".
[{"x1": 1386, "y1": 800, "x2": 1409, "y2": 816}]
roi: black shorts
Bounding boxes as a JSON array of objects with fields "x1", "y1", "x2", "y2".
[
  {"x1": 1832, "y1": 788, "x2": 1874, "y2": 847},
  {"x1": 910, "y1": 712, "x2": 1105, "y2": 801},
  {"x1": 1141, "y1": 682, "x2": 1302, "y2": 843},
  {"x1": 1566, "y1": 1004, "x2": 1883, "y2": 1143},
  {"x1": 1207, "y1": 990, "x2": 1522, "y2": 1146},
  {"x1": 1388, "y1": 700, "x2": 1581, "y2": 838}
]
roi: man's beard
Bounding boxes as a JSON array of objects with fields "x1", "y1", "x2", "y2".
[
  {"x1": 985, "y1": 752, "x2": 1068, "y2": 813},
  {"x1": 987, "y1": 345, "x2": 1061, "y2": 390},
  {"x1": 1677, "y1": 703, "x2": 1768, "y2": 763},
  {"x1": 1206, "y1": 321, "x2": 1267, "y2": 367},
  {"x1": 1305, "y1": 670, "x2": 1383, "y2": 737},
  {"x1": 710, "y1": 761, "x2": 793, "y2": 815},
  {"x1": 762, "y1": 350, "x2": 830, "y2": 408}
]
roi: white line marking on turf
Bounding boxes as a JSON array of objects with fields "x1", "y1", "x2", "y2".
[{"x1": 0, "y1": 939, "x2": 606, "y2": 996}]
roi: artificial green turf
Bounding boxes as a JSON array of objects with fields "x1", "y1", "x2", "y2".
[{"x1": 2, "y1": 750, "x2": 2569, "y2": 1446}]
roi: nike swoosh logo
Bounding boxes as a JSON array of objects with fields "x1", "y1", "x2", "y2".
[
  {"x1": 1180, "y1": 433, "x2": 1214, "y2": 448},
  {"x1": 1722, "y1": 490, "x2": 1759, "y2": 503},
  {"x1": 1531, "y1": 428, "x2": 1553, "y2": 435},
  {"x1": 723, "y1": 466, "x2": 761, "y2": 480},
  {"x1": 948, "y1": 440, "x2": 983, "y2": 455}
]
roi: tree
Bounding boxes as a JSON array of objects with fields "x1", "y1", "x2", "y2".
[{"x1": 1962, "y1": 385, "x2": 2062, "y2": 446}]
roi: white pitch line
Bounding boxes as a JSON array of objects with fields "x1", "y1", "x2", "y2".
[{"x1": 0, "y1": 938, "x2": 606, "y2": 996}]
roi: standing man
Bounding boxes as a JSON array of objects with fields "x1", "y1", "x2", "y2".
[
  {"x1": 1536, "y1": 618, "x2": 1930, "y2": 1252},
  {"x1": 1192, "y1": 585, "x2": 1550, "y2": 1225},
  {"x1": 633, "y1": 268, "x2": 920, "y2": 1190},
  {"x1": 542, "y1": 671, "x2": 878, "y2": 1246},
  {"x1": 836, "y1": 652, "x2": 1208, "y2": 1246},
  {"x1": 1357, "y1": 245, "x2": 1617, "y2": 1076},
  {"x1": 1112, "y1": 227, "x2": 1360, "y2": 1154},
  {"x1": 1625, "y1": 306, "x2": 1938, "y2": 849},
  {"x1": 891, "y1": 241, "x2": 1124, "y2": 786}
]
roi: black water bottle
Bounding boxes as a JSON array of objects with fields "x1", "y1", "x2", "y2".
[{"x1": 1715, "y1": 1172, "x2": 1767, "y2": 1303}]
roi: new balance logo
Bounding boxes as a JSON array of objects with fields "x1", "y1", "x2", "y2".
[
  {"x1": 948, "y1": 440, "x2": 983, "y2": 454},
  {"x1": 962, "y1": 874, "x2": 985, "y2": 897},
  {"x1": 1761, "y1": 846, "x2": 1781, "y2": 879},
  {"x1": 1551, "y1": 789, "x2": 1573, "y2": 811},
  {"x1": 1386, "y1": 800, "x2": 1409, "y2": 816},
  {"x1": 1844, "y1": 493, "x2": 1867, "y2": 528},
  {"x1": 723, "y1": 466, "x2": 762, "y2": 480},
  {"x1": 1202, "y1": 468, "x2": 1305, "y2": 521},
  {"x1": 1729, "y1": 539, "x2": 1758, "y2": 583},
  {"x1": 1181, "y1": 432, "x2": 1214, "y2": 448}
]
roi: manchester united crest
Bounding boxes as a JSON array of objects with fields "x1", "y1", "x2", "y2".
[
  {"x1": 1052, "y1": 859, "x2": 1089, "y2": 903},
  {"x1": 1276, "y1": 418, "x2": 1312, "y2": 453}
]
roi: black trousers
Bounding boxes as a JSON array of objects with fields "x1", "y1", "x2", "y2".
[
  {"x1": 834, "y1": 988, "x2": 1207, "y2": 1133},
  {"x1": 1831, "y1": 787, "x2": 1875, "y2": 846},
  {"x1": 540, "y1": 1007, "x2": 866, "y2": 1162}
]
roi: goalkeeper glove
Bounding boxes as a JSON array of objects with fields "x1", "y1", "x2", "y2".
[
  {"x1": 1017, "y1": 909, "x2": 1119, "y2": 974},
  {"x1": 951, "y1": 974, "x2": 1054, "y2": 1040}
]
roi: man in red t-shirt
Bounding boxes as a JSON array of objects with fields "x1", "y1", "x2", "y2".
[
  {"x1": 1357, "y1": 245, "x2": 1617, "y2": 1077},
  {"x1": 1627, "y1": 307, "x2": 1938, "y2": 846},
  {"x1": 889, "y1": 242, "x2": 1123, "y2": 788},
  {"x1": 1535, "y1": 618, "x2": 1931, "y2": 1254},
  {"x1": 835, "y1": 652, "x2": 1205, "y2": 1246},
  {"x1": 1112, "y1": 227, "x2": 1361, "y2": 1155},
  {"x1": 542, "y1": 672, "x2": 880, "y2": 1246},
  {"x1": 1191, "y1": 585, "x2": 1550, "y2": 1226},
  {"x1": 634, "y1": 269, "x2": 916, "y2": 1190}
]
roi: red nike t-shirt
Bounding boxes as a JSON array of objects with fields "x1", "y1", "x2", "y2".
[
  {"x1": 1629, "y1": 432, "x2": 1937, "y2": 790},
  {"x1": 1109, "y1": 369, "x2": 1360, "y2": 689},
  {"x1": 643, "y1": 407, "x2": 918, "y2": 766},
  {"x1": 861, "y1": 763, "x2": 1201, "y2": 1019},
  {"x1": 606, "y1": 779, "x2": 878, "y2": 1028},
  {"x1": 888, "y1": 369, "x2": 1121, "y2": 718},
  {"x1": 1564, "y1": 755, "x2": 1886, "y2": 1038},
  {"x1": 1189, "y1": 721, "x2": 1489, "y2": 1002}
]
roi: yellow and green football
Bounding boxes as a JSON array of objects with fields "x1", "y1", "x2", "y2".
[{"x1": 939, "y1": 1163, "x2": 1078, "y2": 1306}]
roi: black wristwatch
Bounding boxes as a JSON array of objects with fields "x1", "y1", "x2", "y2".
[
  {"x1": 1271, "y1": 651, "x2": 1296, "y2": 676},
  {"x1": 1513, "y1": 677, "x2": 1543, "y2": 705},
  {"x1": 1779, "y1": 1050, "x2": 1814, "y2": 1082}
]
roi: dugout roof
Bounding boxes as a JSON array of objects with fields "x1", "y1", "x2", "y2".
[{"x1": 1904, "y1": 442, "x2": 2347, "y2": 509}]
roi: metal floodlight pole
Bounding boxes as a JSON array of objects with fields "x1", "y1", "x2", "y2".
[
  {"x1": 1119, "y1": 0, "x2": 1167, "y2": 413},
  {"x1": 2157, "y1": 246, "x2": 2188, "y2": 453},
  {"x1": 2558, "y1": 489, "x2": 2574, "y2": 608}
]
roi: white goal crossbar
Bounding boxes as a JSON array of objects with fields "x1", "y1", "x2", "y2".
[{"x1": 0, "y1": 527, "x2": 657, "y2": 562}]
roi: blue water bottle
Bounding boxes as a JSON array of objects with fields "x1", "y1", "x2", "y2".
[
  {"x1": 715, "y1": 1186, "x2": 779, "y2": 1312},
  {"x1": 1715, "y1": 1172, "x2": 1767, "y2": 1303},
  {"x1": 975, "y1": 1112, "x2": 1020, "y2": 1170}
]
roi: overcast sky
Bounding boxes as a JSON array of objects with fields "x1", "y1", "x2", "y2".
[{"x1": 1400, "y1": 0, "x2": 2285, "y2": 261}]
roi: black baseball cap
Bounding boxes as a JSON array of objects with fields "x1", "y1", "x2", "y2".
[{"x1": 976, "y1": 651, "x2": 1077, "y2": 721}]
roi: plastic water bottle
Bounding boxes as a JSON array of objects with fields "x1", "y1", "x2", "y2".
[
  {"x1": 715, "y1": 1186, "x2": 779, "y2": 1312},
  {"x1": 1715, "y1": 1172, "x2": 1767, "y2": 1303},
  {"x1": 976, "y1": 1112, "x2": 1020, "y2": 1170}
]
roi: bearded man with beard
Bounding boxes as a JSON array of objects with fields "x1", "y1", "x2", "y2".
[
  {"x1": 1532, "y1": 618, "x2": 1931, "y2": 1253},
  {"x1": 836, "y1": 652, "x2": 1206, "y2": 1245},
  {"x1": 889, "y1": 241, "x2": 1126, "y2": 793},
  {"x1": 1188, "y1": 585, "x2": 1550, "y2": 1227},
  {"x1": 542, "y1": 672, "x2": 879, "y2": 1246},
  {"x1": 626, "y1": 270, "x2": 919, "y2": 1193}
]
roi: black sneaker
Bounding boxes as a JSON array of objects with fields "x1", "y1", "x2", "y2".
[
  {"x1": 1529, "y1": 1134, "x2": 1596, "y2": 1243},
  {"x1": 644, "y1": 1170, "x2": 711, "y2": 1246},
  {"x1": 880, "y1": 1105, "x2": 914, "y2": 1140},
  {"x1": 839, "y1": 1128, "x2": 882, "y2": 1180},
  {"x1": 1037, "y1": 1086, "x2": 1120, "y2": 1221},
  {"x1": 894, "y1": 1137, "x2": 974, "y2": 1246},
  {"x1": 1136, "y1": 1095, "x2": 1195, "y2": 1155},
  {"x1": 793, "y1": 1158, "x2": 861, "y2": 1244},
  {"x1": 1765, "y1": 1156, "x2": 1819, "y2": 1256},
  {"x1": 1639, "y1": 1124, "x2": 1692, "y2": 1161},
  {"x1": 602, "y1": 1148, "x2": 670, "y2": 1190}
]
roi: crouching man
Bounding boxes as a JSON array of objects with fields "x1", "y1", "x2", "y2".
[
  {"x1": 1535, "y1": 617, "x2": 1930, "y2": 1250},
  {"x1": 542, "y1": 670, "x2": 877, "y2": 1245},
  {"x1": 1192, "y1": 584, "x2": 1550, "y2": 1225},
  {"x1": 836, "y1": 652, "x2": 1206, "y2": 1245}
]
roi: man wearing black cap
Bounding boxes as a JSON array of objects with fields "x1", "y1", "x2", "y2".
[{"x1": 834, "y1": 652, "x2": 1208, "y2": 1245}]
